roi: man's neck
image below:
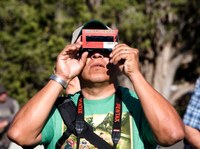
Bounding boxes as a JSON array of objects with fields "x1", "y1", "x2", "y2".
[{"x1": 81, "y1": 83, "x2": 116, "y2": 100}]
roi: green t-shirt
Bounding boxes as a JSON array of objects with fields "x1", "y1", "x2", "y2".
[{"x1": 41, "y1": 87, "x2": 157, "y2": 149}]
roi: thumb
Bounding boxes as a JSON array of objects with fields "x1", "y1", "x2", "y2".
[{"x1": 79, "y1": 52, "x2": 88, "y2": 67}]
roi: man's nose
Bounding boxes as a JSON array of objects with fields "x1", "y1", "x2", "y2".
[{"x1": 91, "y1": 52, "x2": 104, "y2": 59}]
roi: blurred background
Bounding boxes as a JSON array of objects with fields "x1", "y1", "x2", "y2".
[{"x1": 0, "y1": 0, "x2": 199, "y2": 148}]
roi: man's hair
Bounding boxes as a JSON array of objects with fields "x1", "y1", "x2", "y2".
[{"x1": 71, "y1": 20, "x2": 110, "y2": 44}]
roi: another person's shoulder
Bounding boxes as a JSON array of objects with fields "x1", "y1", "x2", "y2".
[
  {"x1": 189, "y1": 77, "x2": 200, "y2": 103},
  {"x1": 194, "y1": 77, "x2": 200, "y2": 90},
  {"x1": 6, "y1": 96, "x2": 19, "y2": 107},
  {"x1": 7, "y1": 96, "x2": 18, "y2": 103}
]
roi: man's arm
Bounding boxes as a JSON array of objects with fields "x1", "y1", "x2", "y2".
[
  {"x1": 110, "y1": 44, "x2": 185, "y2": 146},
  {"x1": 185, "y1": 125, "x2": 200, "y2": 148},
  {"x1": 7, "y1": 81, "x2": 63, "y2": 146},
  {"x1": 8, "y1": 41, "x2": 87, "y2": 147},
  {"x1": 129, "y1": 72, "x2": 184, "y2": 146}
]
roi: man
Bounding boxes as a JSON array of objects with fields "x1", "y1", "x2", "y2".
[
  {"x1": 0, "y1": 84, "x2": 19, "y2": 149},
  {"x1": 7, "y1": 20, "x2": 184, "y2": 149},
  {"x1": 183, "y1": 77, "x2": 200, "y2": 149}
]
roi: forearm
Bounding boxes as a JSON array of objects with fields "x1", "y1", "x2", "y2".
[
  {"x1": 185, "y1": 125, "x2": 200, "y2": 148},
  {"x1": 129, "y1": 72, "x2": 184, "y2": 145},
  {"x1": 8, "y1": 80, "x2": 63, "y2": 146}
]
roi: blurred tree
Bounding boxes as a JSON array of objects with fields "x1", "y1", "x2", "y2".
[
  {"x1": 100, "y1": 0, "x2": 200, "y2": 106},
  {"x1": 0, "y1": 0, "x2": 199, "y2": 109},
  {"x1": 0, "y1": 0, "x2": 90, "y2": 105}
]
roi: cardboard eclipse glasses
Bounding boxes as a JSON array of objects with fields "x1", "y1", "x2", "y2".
[{"x1": 78, "y1": 29, "x2": 118, "y2": 56}]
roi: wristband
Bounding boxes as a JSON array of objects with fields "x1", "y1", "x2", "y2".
[{"x1": 49, "y1": 74, "x2": 68, "y2": 89}]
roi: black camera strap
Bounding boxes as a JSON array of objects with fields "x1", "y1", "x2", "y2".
[
  {"x1": 112, "y1": 88, "x2": 122, "y2": 148},
  {"x1": 76, "y1": 88, "x2": 122, "y2": 148},
  {"x1": 55, "y1": 97, "x2": 77, "y2": 149},
  {"x1": 75, "y1": 92, "x2": 84, "y2": 149},
  {"x1": 55, "y1": 88, "x2": 123, "y2": 149},
  {"x1": 55, "y1": 96, "x2": 113, "y2": 149}
]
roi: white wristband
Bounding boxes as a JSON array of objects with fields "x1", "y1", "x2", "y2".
[{"x1": 49, "y1": 74, "x2": 68, "y2": 89}]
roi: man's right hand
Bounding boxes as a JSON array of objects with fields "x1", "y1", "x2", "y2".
[{"x1": 55, "y1": 41, "x2": 88, "y2": 82}]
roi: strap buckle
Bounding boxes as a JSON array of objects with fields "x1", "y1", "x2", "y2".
[
  {"x1": 112, "y1": 129, "x2": 121, "y2": 144},
  {"x1": 75, "y1": 121, "x2": 85, "y2": 134}
]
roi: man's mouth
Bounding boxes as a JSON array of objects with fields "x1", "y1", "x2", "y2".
[{"x1": 90, "y1": 63, "x2": 105, "y2": 68}]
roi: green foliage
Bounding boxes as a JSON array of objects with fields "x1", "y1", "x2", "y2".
[
  {"x1": 0, "y1": 0, "x2": 199, "y2": 106},
  {"x1": 0, "y1": 0, "x2": 67, "y2": 105}
]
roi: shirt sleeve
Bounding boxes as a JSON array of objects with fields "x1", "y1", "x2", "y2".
[
  {"x1": 41, "y1": 107, "x2": 56, "y2": 145},
  {"x1": 121, "y1": 87, "x2": 157, "y2": 147},
  {"x1": 183, "y1": 77, "x2": 200, "y2": 130},
  {"x1": 140, "y1": 110, "x2": 157, "y2": 147}
]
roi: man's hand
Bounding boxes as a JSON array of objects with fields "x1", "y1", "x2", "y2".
[
  {"x1": 109, "y1": 43, "x2": 140, "y2": 77},
  {"x1": 55, "y1": 41, "x2": 88, "y2": 82}
]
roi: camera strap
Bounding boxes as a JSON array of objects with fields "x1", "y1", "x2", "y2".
[
  {"x1": 76, "y1": 88, "x2": 122, "y2": 148},
  {"x1": 55, "y1": 88, "x2": 122, "y2": 149},
  {"x1": 112, "y1": 88, "x2": 122, "y2": 148}
]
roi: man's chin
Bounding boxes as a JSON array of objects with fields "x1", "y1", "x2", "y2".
[
  {"x1": 83, "y1": 76, "x2": 110, "y2": 84},
  {"x1": 89, "y1": 77, "x2": 109, "y2": 83}
]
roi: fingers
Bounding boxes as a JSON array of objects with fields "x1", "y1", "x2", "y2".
[
  {"x1": 55, "y1": 41, "x2": 84, "y2": 79},
  {"x1": 79, "y1": 51, "x2": 88, "y2": 67},
  {"x1": 110, "y1": 44, "x2": 139, "y2": 65},
  {"x1": 61, "y1": 41, "x2": 82, "y2": 54},
  {"x1": 59, "y1": 35, "x2": 82, "y2": 58},
  {"x1": 109, "y1": 43, "x2": 140, "y2": 76}
]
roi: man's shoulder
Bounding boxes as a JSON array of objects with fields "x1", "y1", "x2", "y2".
[
  {"x1": 118, "y1": 86, "x2": 138, "y2": 98},
  {"x1": 55, "y1": 92, "x2": 81, "y2": 105},
  {"x1": 118, "y1": 86, "x2": 132, "y2": 92}
]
